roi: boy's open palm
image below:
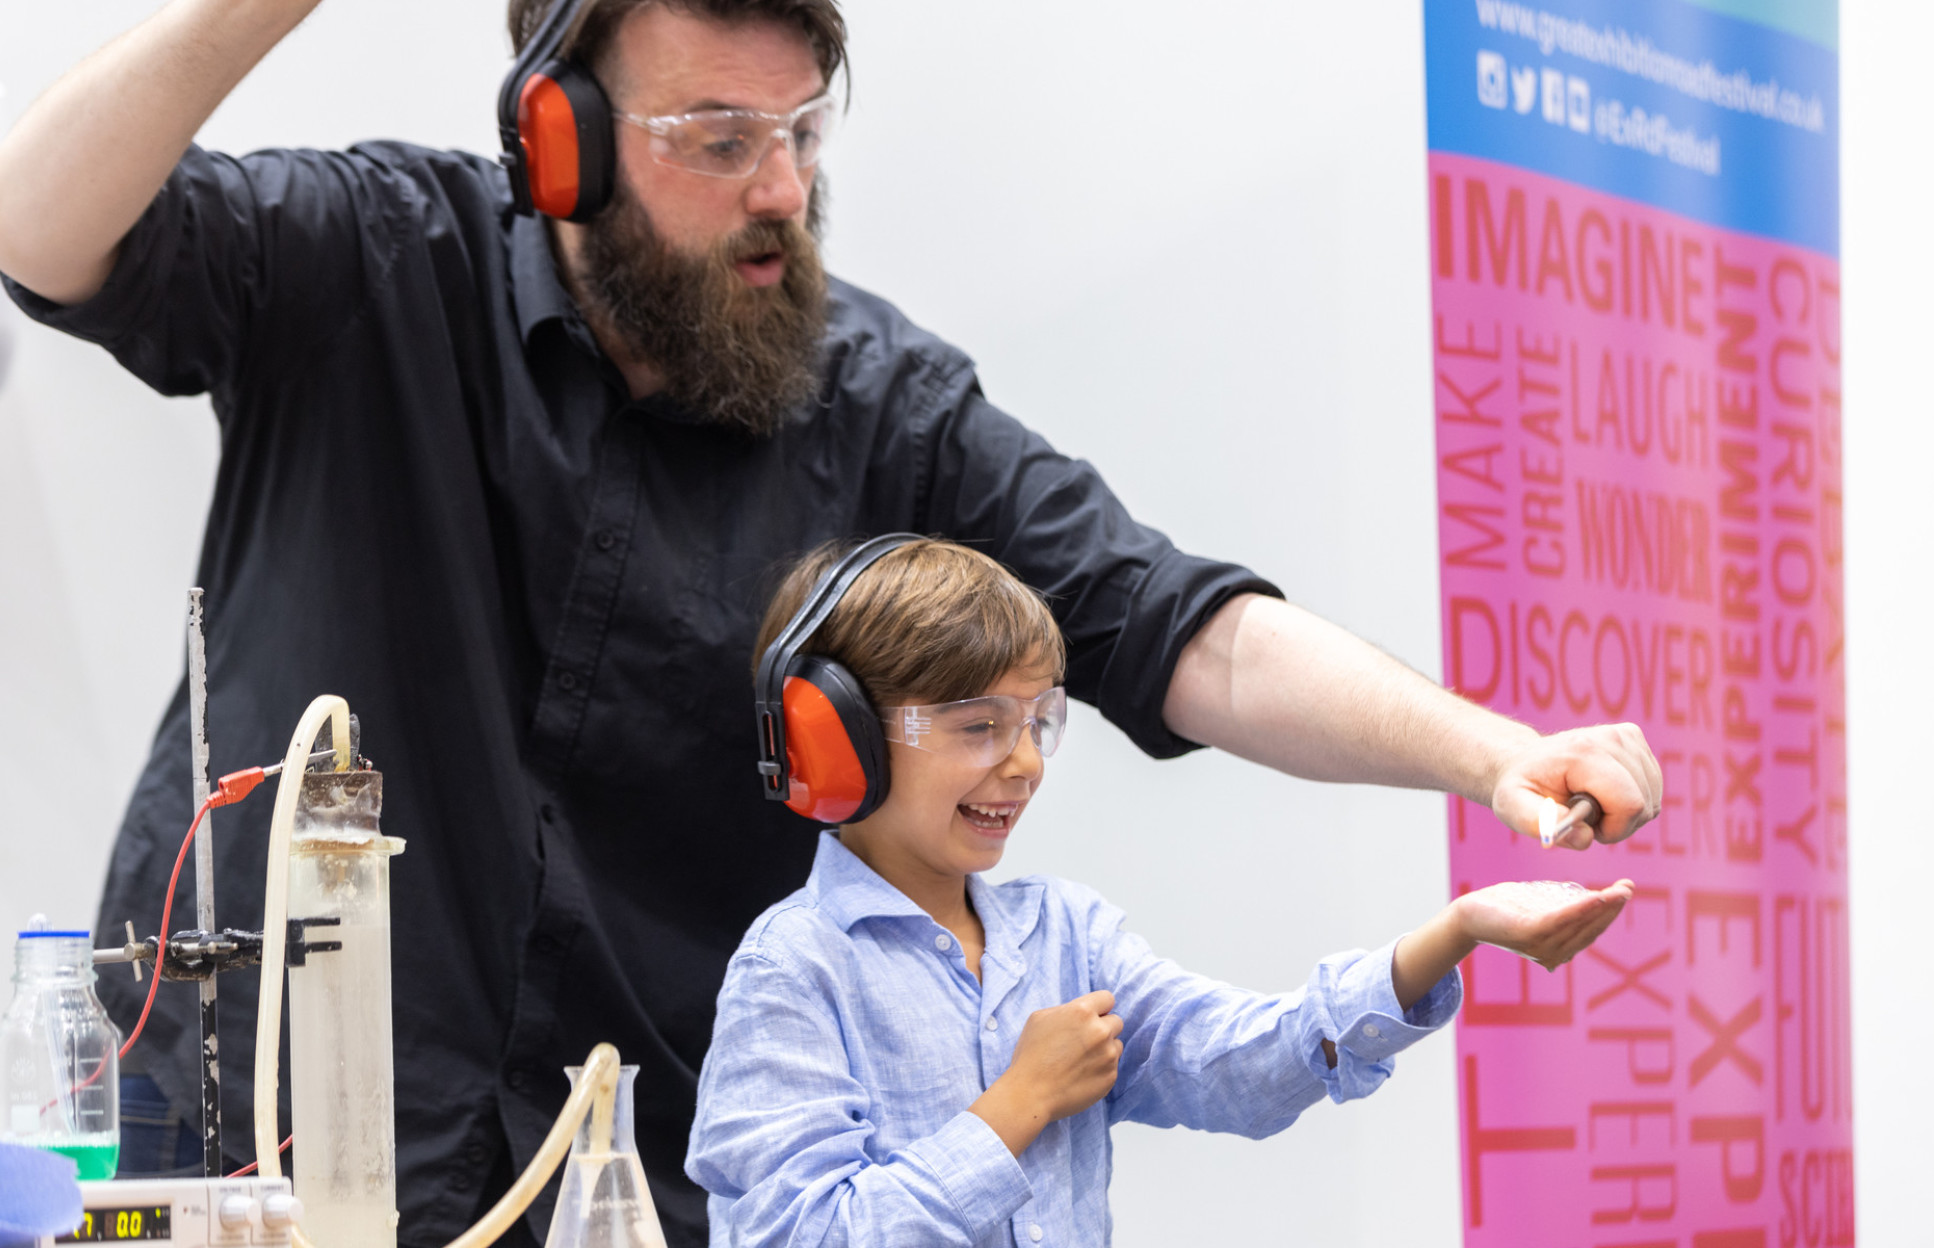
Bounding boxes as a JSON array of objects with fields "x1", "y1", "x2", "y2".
[{"x1": 1458, "y1": 879, "x2": 1635, "y2": 971}]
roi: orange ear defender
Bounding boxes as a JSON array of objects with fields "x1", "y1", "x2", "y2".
[
  {"x1": 754, "y1": 535, "x2": 921, "y2": 824},
  {"x1": 497, "y1": 0, "x2": 616, "y2": 222}
]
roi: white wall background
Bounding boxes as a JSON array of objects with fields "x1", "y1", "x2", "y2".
[{"x1": 0, "y1": 1, "x2": 1922, "y2": 1243}]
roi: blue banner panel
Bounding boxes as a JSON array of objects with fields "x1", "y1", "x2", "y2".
[{"x1": 1426, "y1": 0, "x2": 1839, "y2": 255}]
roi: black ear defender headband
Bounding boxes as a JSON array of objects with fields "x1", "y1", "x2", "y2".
[
  {"x1": 755, "y1": 534, "x2": 922, "y2": 825},
  {"x1": 497, "y1": 0, "x2": 616, "y2": 222}
]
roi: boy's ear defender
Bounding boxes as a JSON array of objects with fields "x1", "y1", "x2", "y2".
[
  {"x1": 755, "y1": 534, "x2": 922, "y2": 825},
  {"x1": 496, "y1": 0, "x2": 616, "y2": 222}
]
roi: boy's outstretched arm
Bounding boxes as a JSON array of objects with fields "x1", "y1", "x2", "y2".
[
  {"x1": 1163, "y1": 593, "x2": 1663, "y2": 848},
  {"x1": 1390, "y1": 879, "x2": 1637, "y2": 1009}
]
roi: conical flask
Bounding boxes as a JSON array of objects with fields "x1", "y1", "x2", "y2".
[{"x1": 544, "y1": 1065, "x2": 668, "y2": 1248}]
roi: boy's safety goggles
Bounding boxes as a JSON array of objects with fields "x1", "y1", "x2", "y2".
[
  {"x1": 612, "y1": 94, "x2": 838, "y2": 179},
  {"x1": 880, "y1": 687, "x2": 1068, "y2": 767}
]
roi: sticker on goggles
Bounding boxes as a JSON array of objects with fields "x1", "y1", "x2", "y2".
[{"x1": 880, "y1": 687, "x2": 1067, "y2": 765}]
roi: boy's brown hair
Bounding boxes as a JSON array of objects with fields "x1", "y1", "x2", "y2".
[{"x1": 753, "y1": 538, "x2": 1066, "y2": 708}]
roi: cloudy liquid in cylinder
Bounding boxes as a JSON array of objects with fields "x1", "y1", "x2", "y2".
[{"x1": 290, "y1": 919, "x2": 397, "y2": 1246}]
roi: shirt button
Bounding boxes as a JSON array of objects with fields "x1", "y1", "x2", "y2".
[
  {"x1": 507, "y1": 1068, "x2": 530, "y2": 1091},
  {"x1": 464, "y1": 1142, "x2": 490, "y2": 1166},
  {"x1": 934, "y1": 934, "x2": 953, "y2": 952},
  {"x1": 595, "y1": 530, "x2": 617, "y2": 551},
  {"x1": 984, "y1": 1018, "x2": 998, "y2": 1032},
  {"x1": 1029, "y1": 1224, "x2": 1044, "y2": 1242},
  {"x1": 557, "y1": 671, "x2": 578, "y2": 692},
  {"x1": 1363, "y1": 1023, "x2": 1382, "y2": 1040}
]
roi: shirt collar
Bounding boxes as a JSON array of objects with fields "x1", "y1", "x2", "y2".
[
  {"x1": 507, "y1": 209, "x2": 577, "y2": 346},
  {"x1": 805, "y1": 831, "x2": 1047, "y2": 958},
  {"x1": 967, "y1": 870, "x2": 1045, "y2": 978},
  {"x1": 806, "y1": 831, "x2": 932, "y2": 932},
  {"x1": 503, "y1": 209, "x2": 721, "y2": 428}
]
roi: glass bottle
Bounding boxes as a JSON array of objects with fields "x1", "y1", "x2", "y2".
[
  {"x1": 0, "y1": 917, "x2": 121, "y2": 1180},
  {"x1": 545, "y1": 1065, "x2": 668, "y2": 1248}
]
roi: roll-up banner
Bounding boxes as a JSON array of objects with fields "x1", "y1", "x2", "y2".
[{"x1": 1425, "y1": 2, "x2": 1846, "y2": 1243}]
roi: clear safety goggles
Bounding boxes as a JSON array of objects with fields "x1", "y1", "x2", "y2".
[
  {"x1": 880, "y1": 687, "x2": 1068, "y2": 766},
  {"x1": 612, "y1": 94, "x2": 838, "y2": 179}
]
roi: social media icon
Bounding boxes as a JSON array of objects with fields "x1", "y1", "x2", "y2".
[
  {"x1": 1477, "y1": 51, "x2": 1507, "y2": 110},
  {"x1": 1542, "y1": 68, "x2": 1566, "y2": 124},
  {"x1": 1567, "y1": 76, "x2": 1591, "y2": 132},
  {"x1": 1511, "y1": 65, "x2": 1537, "y2": 114}
]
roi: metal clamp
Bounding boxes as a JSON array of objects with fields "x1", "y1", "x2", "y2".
[{"x1": 284, "y1": 916, "x2": 342, "y2": 967}]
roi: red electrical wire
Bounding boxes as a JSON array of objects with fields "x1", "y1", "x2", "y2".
[
  {"x1": 120, "y1": 766, "x2": 275, "y2": 1059},
  {"x1": 48, "y1": 793, "x2": 214, "y2": 1112},
  {"x1": 228, "y1": 1135, "x2": 293, "y2": 1177},
  {"x1": 118, "y1": 794, "x2": 218, "y2": 1060},
  {"x1": 108, "y1": 766, "x2": 286, "y2": 1172},
  {"x1": 59, "y1": 766, "x2": 277, "y2": 1110}
]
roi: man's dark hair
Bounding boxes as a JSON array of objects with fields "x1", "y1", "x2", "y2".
[{"x1": 507, "y1": 0, "x2": 848, "y2": 93}]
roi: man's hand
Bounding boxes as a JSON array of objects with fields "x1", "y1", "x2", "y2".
[
  {"x1": 969, "y1": 990, "x2": 1123, "y2": 1157},
  {"x1": 1489, "y1": 723, "x2": 1662, "y2": 849}
]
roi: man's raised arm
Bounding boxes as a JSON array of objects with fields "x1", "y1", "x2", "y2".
[
  {"x1": 0, "y1": 0, "x2": 321, "y2": 305},
  {"x1": 1163, "y1": 593, "x2": 1663, "y2": 847}
]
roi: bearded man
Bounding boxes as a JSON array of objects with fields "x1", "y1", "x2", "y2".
[{"x1": 0, "y1": 1, "x2": 1662, "y2": 1244}]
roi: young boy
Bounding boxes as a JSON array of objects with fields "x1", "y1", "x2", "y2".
[{"x1": 687, "y1": 538, "x2": 1633, "y2": 1246}]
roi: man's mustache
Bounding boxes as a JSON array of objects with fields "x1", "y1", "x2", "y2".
[{"x1": 724, "y1": 218, "x2": 810, "y2": 266}]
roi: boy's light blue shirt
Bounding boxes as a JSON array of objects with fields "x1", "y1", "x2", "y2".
[{"x1": 686, "y1": 832, "x2": 1462, "y2": 1247}]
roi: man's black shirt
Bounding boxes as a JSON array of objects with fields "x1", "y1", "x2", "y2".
[{"x1": 5, "y1": 143, "x2": 1277, "y2": 1245}]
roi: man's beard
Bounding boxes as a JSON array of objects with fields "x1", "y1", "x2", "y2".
[{"x1": 577, "y1": 181, "x2": 830, "y2": 438}]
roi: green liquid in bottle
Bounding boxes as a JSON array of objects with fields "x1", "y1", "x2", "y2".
[{"x1": 45, "y1": 1137, "x2": 119, "y2": 1181}]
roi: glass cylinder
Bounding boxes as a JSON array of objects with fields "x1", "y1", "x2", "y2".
[
  {"x1": 546, "y1": 1065, "x2": 668, "y2": 1248},
  {"x1": 0, "y1": 920, "x2": 121, "y2": 1179},
  {"x1": 286, "y1": 771, "x2": 404, "y2": 1248}
]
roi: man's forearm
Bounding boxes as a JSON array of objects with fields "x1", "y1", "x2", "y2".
[
  {"x1": 1162, "y1": 593, "x2": 1535, "y2": 805},
  {"x1": 1164, "y1": 593, "x2": 1663, "y2": 843},
  {"x1": 0, "y1": 0, "x2": 322, "y2": 304}
]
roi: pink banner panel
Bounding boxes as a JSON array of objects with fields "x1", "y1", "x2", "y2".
[{"x1": 1431, "y1": 151, "x2": 1849, "y2": 1245}]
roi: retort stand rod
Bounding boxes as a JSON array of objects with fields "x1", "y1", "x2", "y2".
[{"x1": 188, "y1": 588, "x2": 222, "y2": 1174}]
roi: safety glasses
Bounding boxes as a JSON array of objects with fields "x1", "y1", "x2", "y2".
[
  {"x1": 612, "y1": 94, "x2": 838, "y2": 179},
  {"x1": 880, "y1": 687, "x2": 1068, "y2": 767}
]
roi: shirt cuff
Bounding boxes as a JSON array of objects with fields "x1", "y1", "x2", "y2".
[
  {"x1": 1308, "y1": 938, "x2": 1464, "y2": 1102},
  {"x1": 1, "y1": 165, "x2": 175, "y2": 348},
  {"x1": 1096, "y1": 548, "x2": 1283, "y2": 760},
  {"x1": 901, "y1": 1110, "x2": 1033, "y2": 1239}
]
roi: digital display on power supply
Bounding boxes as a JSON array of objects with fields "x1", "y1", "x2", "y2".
[{"x1": 57, "y1": 1205, "x2": 173, "y2": 1242}]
